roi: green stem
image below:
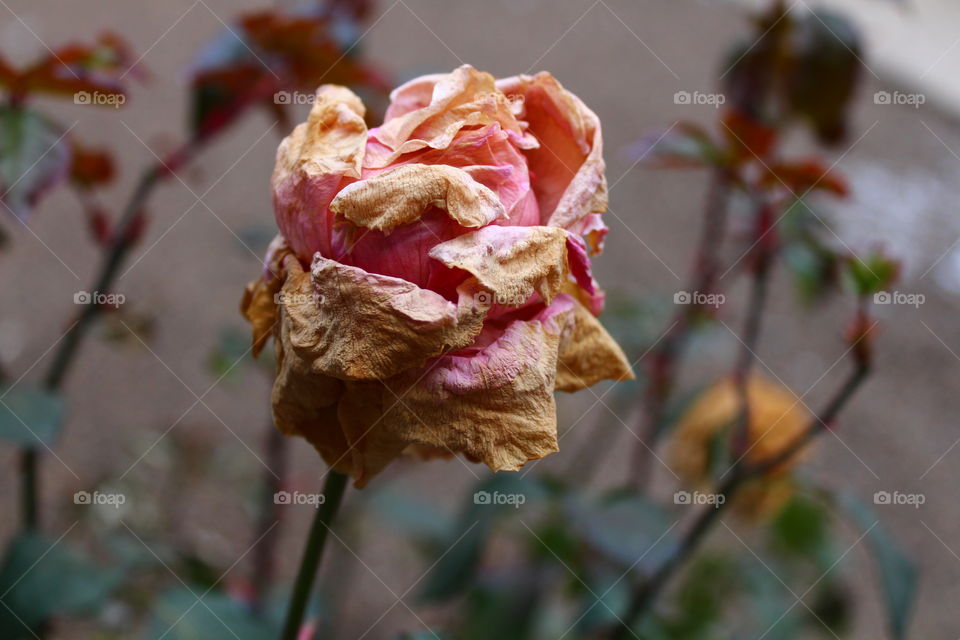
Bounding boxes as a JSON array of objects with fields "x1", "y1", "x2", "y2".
[{"x1": 279, "y1": 471, "x2": 349, "y2": 640}]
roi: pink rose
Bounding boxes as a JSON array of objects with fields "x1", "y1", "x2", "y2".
[{"x1": 243, "y1": 65, "x2": 632, "y2": 486}]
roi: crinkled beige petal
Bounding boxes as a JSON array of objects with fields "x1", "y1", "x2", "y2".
[
  {"x1": 428, "y1": 225, "x2": 571, "y2": 306},
  {"x1": 496, "y1": 72, "x2": 607, "y2": 230},
  {"x1": 372, "y1": 297, "x2": 576, "y2": 473},
  {"x1": 272, "y1": 85, "x2": 368, "y2": 258},
  {"x1": 367, "y1": 65, "x2": 535, "y2": 169},
  {"x1": 273, "y1": 85, "x2": 367, "y2": 184},
  {"x1": 270, "y1": 272, "x2": 350, "y2": 473},
  {"x1": 239, "y1": 237, "x2": 296, "y2": 357},
  {"x1": 330, "y1": 163, "x2": 505, "y2": 231},
  {"x1": 277, "y1": 254, "x2": 487, "y2": 381},
  {"x1": 555, "y1": 298, "x2": 634, "y2": 392}
]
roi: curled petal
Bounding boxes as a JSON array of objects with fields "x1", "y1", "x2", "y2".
[
  {"x1": 376, "y1": 296, "x2": 577, "y2": 473},
  {"x1": 555, "y1": 298, "x2": 634, "y2": 392},
  {"x1": 330, "y1": 163, "x2": 505, "y2": 231},
  {"x1": 278, "y1": 255, "x2": 486, "y2": 381},
  {"x1": 272, "y1": 85, "x2": 368, "y2": 259},
  {"x1": 240, "y1": 236, "x2": 295, "y2": 356},
  {"x1": 496, "y1": 72, "x2": 607, "y2": 230},
  {"x1": 367, "y1": 65, "x2": 535, "y2": 168},
  {"x1": 570, "y1": 212, "x2": 608, "y2": 255},
  {"x1": 428, "y1": 225, "x2": 572, "y2": 306}
]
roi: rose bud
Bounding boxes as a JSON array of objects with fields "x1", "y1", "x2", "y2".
[{"x1": 242, "y1": 65, "x2": 633, "y2": 487}]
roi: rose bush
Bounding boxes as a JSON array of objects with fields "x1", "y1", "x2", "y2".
[{"x1": 243, "y1": 65, "x2": 632, "y2": 487}]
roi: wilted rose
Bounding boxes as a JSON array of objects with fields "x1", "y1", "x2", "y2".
[
  {"x1": 670, "y1": 374, "x2": 811, "y2": 518},
  {"x1": 243, "y1": 65, "x2": 632, "y2": 487}
]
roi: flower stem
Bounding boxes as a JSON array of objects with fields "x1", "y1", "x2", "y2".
[
  {"x1": 279, "y1": 471, "x2": 349, "y2": 640},
  {"x1": 19, "y1": 143, "x2": 192, "y2": 531}
]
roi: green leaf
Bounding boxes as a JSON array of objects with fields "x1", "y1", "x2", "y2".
[
  {"x1": 367, "y1": 489, "x2": 454, "y2": 547},
  {"x1": 0, "y1": 533, "x2": 122, "y2": 637},
  {"x1": 837, "y1": 493, "x2": 917, "y2": 639},
  {"x1": 629, "y1": 123, "x2": 725, "y2": 170},
  {"x1": 148, "y1": 588, "x2": 277, "y2": 640},
  {"x1": 567, "y1": 491, "x2": 674, "y2": 571},
  {"x1": 771, "y1": 494, "x2": 830, "y2": 559},
  {"x1": 843, "y1": 252, "x2": 899, "y2": 297},
  {"x1": 420, "y1": 474, "x2": 544, "y2": 602},
  {"x1": 0, "y1": 106, "x2": 71, "y2": 220},
  {"x1": 0, "y1": 385, "x2": 66, "y2": 447}
]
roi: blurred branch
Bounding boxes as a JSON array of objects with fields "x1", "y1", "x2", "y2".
[
  {"x1": 20, "y1": 141, "x2": 197, "y2": 531},
  {"x1": 632, "y1": 168, "x2": 734, "y2": 487},
  {"x1": 606, "y1": 339, "x2": 872, "y2": 640},
  {"x1": 731, "y1": 202, "x2": 775, "y2": 454}
]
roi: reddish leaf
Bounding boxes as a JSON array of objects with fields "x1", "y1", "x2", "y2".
[
  {"x1": 187, "y1": 7, "x2": 387, "y2": 141},
  {"x1": 70, "y1": 144, "x2": 115, "y2": 189},
  {"x1": 15, "y1": 32, "x2": 141, "y2": 103},
  {"x1": 762, "y1": 159, "x2": 849, "y2": 197},
  {"x1": 721, "y1": 109, "x2": 777, "y2": 162},
  {"x1": 85, "y1": 206, "x2": 112, "y2": 246}
]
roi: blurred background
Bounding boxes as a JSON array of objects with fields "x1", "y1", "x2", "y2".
[{"x1": 0, "y1": 0, "x2": 958, "y2": 638}]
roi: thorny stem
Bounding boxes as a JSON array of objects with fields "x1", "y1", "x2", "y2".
[
  {"x1": 20, "y1": 143, "x2": 195, "y2": 531},
  {"x1": 633, "y1": 168, "x2": 734, "y2": 487},
  {"x1": 607, "y1": 355, "x2": 871, "y2": 640},
  {"x1": 280, "y1": 471, "x2": 349, "y2": 640}
]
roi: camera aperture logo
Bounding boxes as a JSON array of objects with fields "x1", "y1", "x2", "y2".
[
  {"x1": 674, "y1": 490, "x2": 725, "y2": 508},
  {"x1": 74, "y1": 91, "x2": 126, "y2": 109},
  {"x1": 873, "y1": 490, "x2": 925, "y2": 509},
  {"x1": 274, "y1": 490, "x2": 326, "y2": 507},
  {"x1": 674, "y1": 90, "x2": 725, "y2": 108},
  {"x1": 74, "y1": 291, "x2": 125, "y2": 308},
  {"x1": 873, "y1": 291, "x2": 924, "y2": 308},
  {"x1": 74, "y1": 490, "x2": 126, "y2": 508},
  {"x1": 674, "y1": 290, "x2": 724, "y2": 308},
  {"x1": 473, "y1": 490, "x2": 526, "y2": 508}
]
